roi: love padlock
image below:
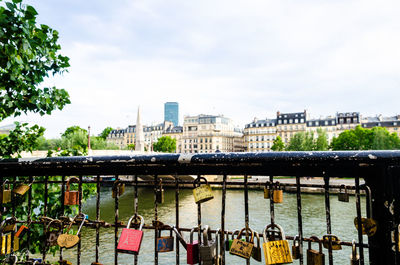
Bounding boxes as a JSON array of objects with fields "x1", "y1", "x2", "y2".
[
  {"x1": 46, "y1": 219, "x2": 63, "y2": 247},
  {"x1": 117, "y1": 215, "x2": 144, "y2": 255},
  {"x1": 193, "y1": 177, "x2": 214, "y2": 204},
  {"x1": 57, "y1": 214, "x2": 86, "y2": 249},
  {"x1": 64, "y1": 177, "x2": 79, "y2": 206},
  {"x1": 263, "y1": 223, "x2": 293, "y2": 264},
  {"x1": 1, "y1": 180, "x2": 11, "y2": 204},
  {"x1": 0, "y1": 218, "x2": 19, "y2": 255},
  {"x1": 187, "y1": 227, "x2": 199, "y2": 264},
  {"x1": 13, "y1": 178, "x2": 33, "y2": 196},
  {"x1": 112, "y1": 180, "x2": 125, "y2": 198},
  {"x1": 229, "y1": 227, "x2": 254, "y2": 260},
  {"x1": 156, "y1": 227, "x2": 174, "y2": 252}
]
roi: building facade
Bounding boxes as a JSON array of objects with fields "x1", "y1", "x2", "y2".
[
  {"x1": 306, "y1": 117, "x2": 337, "y2": 143},
  {"x1": 182, "y1": 114, "x2": 243, "y2": 153},
  {"x1": 164, "y1": 102, "x2": 179, "y2": 127},
  {"x1": 276, "y1": 111, "x2": 307, "y2": 144},
  {"x1": 361, "y1": 115, "x2": 400, "y2": 137},
  {"x1": 244, "y1": 118, "x2": 277, "y2": 152}
]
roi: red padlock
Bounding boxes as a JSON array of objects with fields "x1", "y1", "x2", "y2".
[
  {"x1": 64, "y1": 177, "x2": 79, "y2": 206},
  {"x1": 187, "y1": 227, "x2": 199, "y2": 264},
  {"x1": 117, "y1": 215, "x2": 144, "y2": 255}
]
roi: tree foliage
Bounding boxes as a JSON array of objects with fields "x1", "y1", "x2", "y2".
[
  {"x1": 99, "y1": 126, "x2": 113, "y2": 140},
  {"x1": 153, "y1": 136, "x2": 176, "y2": 153},
  {"x1": 331, "y1": 125, "x2": 400, "y2": 150},
  {"x1": 286, "y1": 130, "x2": 329, "y2": 151},
  {"x1": 271, "y1": 136, "x2": 285, "y2": 151},
  {"x1": 0, "y1": 0, "x2": 70, "y2": 157}
]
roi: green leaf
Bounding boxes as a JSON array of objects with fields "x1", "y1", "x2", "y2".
[
  {"x1": 5, "y1": 2, "x2": 15, "y2": 11},
  {"x1": 12, "y1": 0, "x2": 22, "y2": 3},
  {"x1": 26, "y1": 5, "x2": 38, "y2": 16}
]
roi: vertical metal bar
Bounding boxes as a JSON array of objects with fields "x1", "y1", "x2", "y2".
[
  {"x1": 0, "y1": 176, "x2": 3, "y2": 221},
  {"x1": 197, "y1": 175, "x2": 202, "y2": 264},
  {"x1": 26, "y1": 175, "x2": 33, "y2": 261},
  {"x1": 134, "y1": 175, "x2": 138, "y2": 265},
  {"x1": 78, "y1": 175, "x2": 83, "y2": 265},
  {"x1": 355, "y1": 175, "x2": 365, "y2": 265},
  {"x1": 269, "y1": 176, "x2": 275, "y2": 225},
  {"x1": 244, "y1": 174, "x2": 250, "y2": 265},
  {"x1": 10, "y1": 176, "x2": 15, "y2": 254},
  {"x1": 60, "y1": 175, "x2": 65, "y2": 261},
  {"x1": 95, "y1": 175, "x2": 101, "y2": 263},
  {"x1": 221, "y1": 174, "x2": 227, "y2": 265},
  {"x1": 175, "y1": 175, "x2": 180, "y2": 265},
  {"x1": 154, "y1": 175, "x2": 159, "y2": 265},
  {"x1": 323, "y1": 174, "x2": 333, "y2": 265},
  {"x1": 43, "y1": 176, "x2": 49, "y2": 262},
  {"x1": 296, "y1": 176, "x2": 304, "y2": 265},
  {"x1": 114, "y1": 175, "x2": 119, "y2": 265}
]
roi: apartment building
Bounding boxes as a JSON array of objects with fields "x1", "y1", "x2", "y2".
[
  {"x1": 336, "y1": 112, "x2": 360, "y2": 135},
  {"x1": 276, "y1": 110, "x2": 307, "y2": 144},
  {"x1": 362, "y1": 115, "x2": 400, "y2": 137},
  {"x1": 182, "y1": 114, "x2": 243, "y2": 153},
  {"x1": 244, "y1": 118, "x2": 277, "y2": 152},
  {"x1": 306, "y1": 117, "x2": 337, "y2": 143}
]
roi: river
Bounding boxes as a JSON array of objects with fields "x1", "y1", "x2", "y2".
[{"x1": 53, "y1": 186, "x2": 369, "y2": 264}]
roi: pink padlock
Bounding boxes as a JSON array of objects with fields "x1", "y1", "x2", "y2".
[
  {"x1": 117, "y1": 215, "x2": 144, "y2": 255},
  {"x1": 187, "y1": 227, "x2": 199, "y2": 264}
]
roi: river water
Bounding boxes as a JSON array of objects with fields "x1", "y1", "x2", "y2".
[{"x1": 54, "y1": 187, "x2": 369, "y2": 264}]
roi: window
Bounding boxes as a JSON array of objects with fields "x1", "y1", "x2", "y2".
[
  {"x1": 289, "y1": 119, "x2": 293, "y2": 123},
  {"x1": 300, "y1": 118, "x2": 304, "y2": 123},
  {"x1": 295, "y1": 119, "x2": 298, "y2": 123},
  {"x1": 284, "y1": 120, "x2": 287, "y2": 124},
  {"x1": 278, "y1": 120, "x2": 282, "y2": 124}
]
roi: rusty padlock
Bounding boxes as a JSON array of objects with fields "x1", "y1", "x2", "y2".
[
  {"x1": 112, "y1": 180, "x2": 125, "y2": 198},
  {"x1": 64, "y1": 177, "x2": 79, "y2": 206},
  {"x1": 229, "y1": 227, "x2": 254, "y2": 259},
  {"x1": 46, "y1": 219, "x2": 63, "y2": 247},
  {"x1": 272, "y1": 182, "x2": 283, "y2": 203},
  {"x1": 156, "y1": 227, "x2": 174, "y2": 252},
  {"x1": 156, "y1": 180, "x2": 164, "y2": 204},
  {"x1": 338, "y1": 184, "x2": 349, "y2": 202},
  {"x1": 1, "y1": 180, "x2": 11, "y2": 204},
  {"x1": 292, "y1": 235, "x2": 301, "y2": 259}
]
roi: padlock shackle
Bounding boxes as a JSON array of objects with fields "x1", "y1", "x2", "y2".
[
  {"x1": 308, "y1": 236, "x2": 323, "y2": 253},
  {"x1": 2, "y1": 179, "x2": 8, "y2": 188},
  {"x1": 363, "y1": 185, "x2": 373, "y2": 218},
  {"x1": 352, "y1": 239, "x2": 357, "y2": 257},
  {"x1": 202, "y1": 225, "x2": 211, "y2": 246},
  {"x1": 215, "y1": 228, "x2": 221, "y2": 255},
  {"x1": 231, "y1": 229, "x2": 239, "y2": 240},
  {"x1": 264, "y1": 181, "x2": 271, "y2": 188},
  {"x1": 293, "y1": 235, "x2": 300, "y2": 246},
  {"x1": 65, "y1": 177, "x2": 79, "y2": 192},
  {"x1": 46, "y1": 219, "x2": 63, "y2": 232},
  {"x1": 189, "y1": 227, "x2": 197, "y2": 243},
  {"x1": 127, "y1": 214, "x2": 144, "y2": 230},
  {"x1": 253, "y1": 231, "x2": 260, "y2": 247},
  {"x1": 193, "y1": 176, "x2": 208, "y2": 188},
  {"x1": 339, "y1": 184, "x2": 347, "y2": 192},
  {"x1": 172, "y1": 226, "x2": 187, "y2": 250},
  {"x1": 263, "y1": 223, "x2": 285, "y2": 242},
  {"x1": 237, "y1": 227, "x2": 254, "y2": 243}
]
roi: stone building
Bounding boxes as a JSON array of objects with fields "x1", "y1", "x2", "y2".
[
  {"x1": 276, "y1": 110, "x2": 307, "y2": 144},
  {"x1": 361, "y1": 115, "x2": 400, "y2": 137},
  {"x1": 244, "y1": 118, "x2": 277, "y2": 152}
]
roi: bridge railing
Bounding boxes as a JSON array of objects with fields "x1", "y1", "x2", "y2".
[{"x1": 1, "y1": 151, "x2": 400, "y2": 264}]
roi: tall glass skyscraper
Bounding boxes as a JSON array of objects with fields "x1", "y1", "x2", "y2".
[{"x1": 164, "y1": 102, "x2": 179, "y2": 126}]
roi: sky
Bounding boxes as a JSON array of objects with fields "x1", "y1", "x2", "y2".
[{"x1": 2, "y1": 0, "x2": 400, "y2": 138}]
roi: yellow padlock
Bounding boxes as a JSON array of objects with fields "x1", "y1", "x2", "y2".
[
  {"x1": 262, "y1": 223, "x2": 293, "y2": 264},
  {"x1": 13, "y1": 179, "x2": 32, "y2": 196},
  {"x1": 112, "y1": 180, "x2": 125, "y2": 198},
  {"x1": 193, "y1": 177, "x2": 214, "y2": 204},
  {"x1": 0, "y1": 218, "x2": 19, "y2": 255},
  {"x1": 1, "y1": 180, "x2": 12, "y2": 204},
  {"x1": 229, "y1": 227, "x2": 254, "y2": 259}
]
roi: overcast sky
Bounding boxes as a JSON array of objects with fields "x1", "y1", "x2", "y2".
[{"x1": 3, "y1": 0, "x2": 400, "y2": 138}]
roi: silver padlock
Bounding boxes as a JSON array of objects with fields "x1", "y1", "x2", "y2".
[{"x1": 199, "y1": 225, "x2": 216, "y2": 264}]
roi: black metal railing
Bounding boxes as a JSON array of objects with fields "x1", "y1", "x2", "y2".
[{"x1": 1, "y1": 151, "x2": 400, "y2": 264}]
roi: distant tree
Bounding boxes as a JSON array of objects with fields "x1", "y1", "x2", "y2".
[
  {"x1": 126, "y1": 143, "x2": 135, "y2": 150},
  {"x1": 331, "y1": 125, "x2": 400, "y2": 150},
  {"x1": 286, "y1": 132, "x2": 306, "y2": 151},
  {"x1": 100, "y1": 126, "x2": 113, "y2": 140},
  {"x1": 62, "y1": 126, "x2": 87, "y2": 138},
  {"x1": 271, "y1": 136, "x2": 285, "y2": 151},
  {"x1": 315, "y1": 129, "x2": 329, "y2": 151},
  {"x1": 153, "y1": 136, "x2": 176, "y2": 153}
]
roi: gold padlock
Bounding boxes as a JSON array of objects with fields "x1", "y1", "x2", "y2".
[
  {"x1": 13, "y1": 179, "x2": 32, "y2": 196},
  {"x1": 64, "y1": 177, "x2": 79, "y2": 205},
  {"x1": 264, "y1": 181, "x2": 271, "y2": 199},
  {"x1": 322, "y1": 234, "x2": 342, "y2": 250},
  {"x1": 57, "y1": 214, "x2": 86, "y2": 249},
  {"x1": 307, "y1": 236, "x2": 325, "y2": 265},
  {"x1": 193, "y1": 177, "x2": 214, "y2": 204},
  {"x1": 272, "y1": 182, "x2": 283, "y2": 203},
  {"x1": 230, "y1": 227, "x2": 254, "y2": 259},
  {"x1": 0, "y1": 218, "x2": 19, "y2": 255},
  {"x1": 262, "y1": 223, "x2": 293, "y2": 264},
  {"x1": 1, "y1": 180, "x2": 12, "y2": 204},
  {"x1": 112, "y1": 180, "x2": 125, "y2": 198},
  {"x1": 354, "y1": 185, "x2": 377, "y2": 237}
]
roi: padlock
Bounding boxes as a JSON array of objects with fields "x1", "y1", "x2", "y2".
[
  {"x1": 64, "y1": 177, "x2": 79, "y2": 205},
  {"x1": 156, "y1": 180, "x2": 164, "y2": 204},
  {"x1": 1, "y1": 180, "x2": 11, "y2": 204},
  {"x1": 172, "y1": 226, "x2": 187, "y2": 250},
  {"x1": 354, "y1": 185, "x2": 377, "y2": 237},
  {"x1": 112, "y1": 180, "x2": 125, "y2": 198},
  {"x1": 224, "y1": 230, "x2": 239, "y2": 251},
  {"x1": 252, "y1": 231, "x2": 262, "y2": 262},
  {"x1": 157, "y1": 227, "x2": 174, "y2": 252},
  {"x1": 350, "y1": 239, "x2": 360, "y2": 265},
  {"x1": 12, "y1": 179, "x2": 32, "y2": 196},
  {"x1": 262, "y1": 223, "x2": 293, "y2": 264},
  {"x1": 338, "y1": 184, "x2": 350, "y2": 202},
  {"x1": 1, "y1": 217, "x2": 16, "y2": 233},
  {"x1": 264, "y1": 181, "x2": 271, "y2": 199},
  {"x1": 187, "y1": 227, "x2": 199, "y2": 264},
  {"x1": 292, "y1": 235, "x2": 301, "y2": 260},
  {"x1": 0, "y1": 218, "x2": 19, "y2": 255},
  {"x1": 272, "y1": 182, "x2": 283, "y2": 203},
  {"x1": 322, "y1": 234, "x2": 342, "y2": 250},
  {"x1": 15, "y1": 220, "x2": 31, "y2": 239},
  {"x1": 57, "y1": 214, "x2": 86, "y2": 249},
  {"x1": 117, "y1": 214, "x2": 144, "y2": 254},
  {"x1": 229, "y1": 227, "x2": 254, "y2": 259},
  {"x1": 215, "y1": 228, "x2": 222, "y2": 265},
  {"x1": 307, "y1": 236, "x2": 325, "y2": 265},
  {"x1": 199, "y1": 225, "x2": 217, "y2": 264},
  {"x1": 46, "y1": 219, "x2": 63, "y2": 247},
  {"x1": 193, "y1": 177, "x2": 214, "y2": 204}
]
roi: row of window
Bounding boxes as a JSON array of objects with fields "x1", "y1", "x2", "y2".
[{"x1": 278, "y1": 118, "x2": 305, "y2": 124}]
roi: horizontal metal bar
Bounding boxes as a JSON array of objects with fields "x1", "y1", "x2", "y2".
[{"x1": 0, "y1": 151, "x2": 397, "y2": 177}]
